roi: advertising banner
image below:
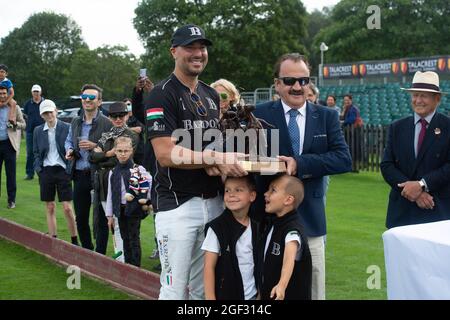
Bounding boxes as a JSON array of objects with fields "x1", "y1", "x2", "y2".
[{"x1": 323, "y1": 55, "x2": 449, "y2": 79}]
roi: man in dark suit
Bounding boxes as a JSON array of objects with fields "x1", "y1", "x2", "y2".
[
  {"x1": 253, "y1": 53, "x2": 352, "y2": 300},
  {"x1": 381, "y1": 71, "x2": 450, "y2": 229},
  {"x1": 33, "y1": 99, "x2": 78, "y2": 245}
]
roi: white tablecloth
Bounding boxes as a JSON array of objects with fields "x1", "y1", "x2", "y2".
[{"x1": 382, "y1": 220, "x2": 450, "y2": 299}]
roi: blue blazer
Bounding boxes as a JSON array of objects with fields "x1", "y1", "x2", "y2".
[
  {"x1": 253, "y1": 100, "x2": 352, "y2": 237},
  {"x1": 33, "y1": 120, "x2": 71, "y2": 175},
  {"x1": 380, "y1": 112, "x2": 450, "y2": 228}
]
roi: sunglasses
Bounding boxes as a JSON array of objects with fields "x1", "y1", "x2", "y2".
[
  {"x1": 278, "y1": 77, "x2": 310, "y2": 86},
  {"x1": 190, "y1": 92, "x2": 208, "y2": 117},
  {"x1": 109, "y1": 113, "x2": 127, "y2": 119},
  {"x1": 80, "y1": 94, "x2": 97, "y2": 100},
  {"x1": 219, "y1": 92, "x2": 229, "y2": 101}
]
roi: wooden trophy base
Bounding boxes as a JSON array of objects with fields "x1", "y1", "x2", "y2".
[{"x1": 238, "y1": 157, "x2": 287, "y2": 174}]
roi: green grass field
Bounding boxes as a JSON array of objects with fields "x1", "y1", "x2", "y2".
[
  {"x1": 0, "y1": 139, "x2": 390, "y2": 299},
  {"x1": 0, "y1": 238, "x2": 134, "y2": 300}
]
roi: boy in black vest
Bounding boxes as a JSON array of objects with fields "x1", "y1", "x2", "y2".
[
  {"x1": 202, "y1": 175, "x2": 259, "y2": 300},
  {"x1": 105, "y1": 136, "x2": 151, "y2": 267},
  {"x1": 260, "y1": 174, "x2": 312, "y2": 300}
]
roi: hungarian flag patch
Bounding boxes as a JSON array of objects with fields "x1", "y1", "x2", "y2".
[{"x1": 146, "y1": 108, "x2": 164, "y2": 120}]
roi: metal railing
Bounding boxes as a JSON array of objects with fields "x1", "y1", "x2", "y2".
[{"x1": 343, "y1": 124, "x2": 389, "y2": 172}]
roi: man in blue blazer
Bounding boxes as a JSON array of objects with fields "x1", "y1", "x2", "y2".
[
  {"x1": 381, "y1": 71, "x2": 450, "y2": 229},
  {"x1": 253, "y1": 53, "x2": 352, "y2": 300},
  {"x1": 33, "y1": 99, "x2": 79, "y2": 245}
]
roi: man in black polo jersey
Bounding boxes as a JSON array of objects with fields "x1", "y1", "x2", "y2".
[{"x1": 145, "y1": 24, "x2": 247, "y2": 300}]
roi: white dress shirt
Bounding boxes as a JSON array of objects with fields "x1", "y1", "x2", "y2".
[{"x1": 43, "y1": 120, "x2": 67, "y2": 169}]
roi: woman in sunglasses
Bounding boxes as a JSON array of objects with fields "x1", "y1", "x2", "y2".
[
  {"x1": 211, "y1": 79, "x2": 241, "y2": 118},
  {"x1": 90, "y1": 101, "x2": 139, "y2": 261}
]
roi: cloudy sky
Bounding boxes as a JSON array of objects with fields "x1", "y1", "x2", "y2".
[{"x1": 1, "y1": 0, "x2": 339, "y2": 56}]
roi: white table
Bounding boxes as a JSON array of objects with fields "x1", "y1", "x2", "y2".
[{"x1": 383, "y1": 220, "x2": 450, "y2": 300}]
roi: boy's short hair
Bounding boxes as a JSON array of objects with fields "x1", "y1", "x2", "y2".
[
  {"x1": 0, "y1": 85, "x2": 8, "y2": 92},
  {"x1": 224, "y1": 174, "x2": 256, "y2": 191},
  {"x1": 276, "y1": 175, "x2": 304, "y2": 208},
  {"x1": 81, "y1": 84, "x2": 103, "y2": 100},
  {"x1": 114, "y1": 136, "x2": 133, "y2": 148},
  {"x1": 0, "y1": 64, "x2": 8, "y2": 72}
]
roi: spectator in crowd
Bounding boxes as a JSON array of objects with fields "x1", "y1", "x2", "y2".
[
  {"x1": 33, "y1": 99, "x2": 78, "y2": 245},
  {"x1": 253, "y1": 53, "x2": 351, "y2": 300},
  {"x1": 90, "y1": 101, "x2": 138, "y2": 255},
  {"x1": 260, "y1": 175, "x2": 312, "y2": 300},
  {"x1": 145, "y1": 24, "x2": 246, "y2": 300},
  {"x1": 65, "y1": 84, "x2": 112, "y2": 250},
  {"x1": 106, "y1": 136, "x2": 151, "y2": 267},
  {"x1": 0, "y1": 85, "x2": 26, "y2": 209},
  {"x1": 124, "y1": 98, "x2": 145, "y2": 165},
  {"x1": 131, "y1": 73, "x2": 154, "y2": 172},
  {"x1": 0, "y1": 64, "x2": 19, "y2": 129},
  {"x1": 305, "y1": 83, "x2": 326, "y2": 106},
  {"x1": 210, "y1": 79, "x2": 241, "y2": 117},
  {"x1": 381, "y1": 71, "x2": 450, "y2": 228},
  {"x1": 129, "y1": 81, "x2": 160, "y2": 263},
  {"x1": 23, "y1": 84, "x2": 45, "y2": 180},
  {"x1": 202, "y1": 175, "x2": 258, "y2": 300},
  {"x1": 326, "y1": 95, "x2": 341, "y2": 115},
  {"x1": 341, "y1": 94, "x2": 360, "y2": 126}
]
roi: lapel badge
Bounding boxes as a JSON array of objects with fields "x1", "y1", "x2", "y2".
[{"x1": 434, "y1": 128, "x2": 441, "y2": 136}]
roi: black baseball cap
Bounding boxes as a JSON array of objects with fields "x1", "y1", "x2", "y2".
[{"x1": 171, "y1": 24, "x2": 212, "y2": 47}]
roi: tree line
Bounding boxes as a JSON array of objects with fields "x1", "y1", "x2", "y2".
[{"x1": 1, "y1": 0, "x2": 448, "y2": 106}]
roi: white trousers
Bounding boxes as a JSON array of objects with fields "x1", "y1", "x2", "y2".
[
  {"x1": 155, "y1": 196, "x2": 223, "y2": 300},
  {"x1": 307, "y1": 235, "x2": 326, "y2": 300},
  {"x1": 101, "y1": 201, "x2": 124, "y2": 263}
]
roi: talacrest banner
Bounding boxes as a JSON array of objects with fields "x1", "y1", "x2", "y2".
[{"x1": 323, "y1": 55, "x2": 449, "y2": 79}]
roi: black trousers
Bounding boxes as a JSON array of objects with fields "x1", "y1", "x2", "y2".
[
  {"x1": 93, "y1": 196, "x2": 109, "y2": 255},
  {"x1": 0, "y1": 139, "x2": 16, "y2": 203},
  {"x1": 119, "y1": 213, "x2": 142, "y2": 267},
  {"x1": 73, "y1": 170, "x2": 94, "y2": 250}
]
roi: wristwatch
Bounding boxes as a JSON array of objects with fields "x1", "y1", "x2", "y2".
[{"x1": 418, "y1": 179, "x2": 426, "y2": 191}]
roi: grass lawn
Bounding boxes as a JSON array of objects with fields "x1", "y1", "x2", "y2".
[
  {"x1": 1, "y1": 139, "x2": 391, "y2": 299},
  {"x1": 0, "y1": 238, "x2": 134, "y2": 299}
]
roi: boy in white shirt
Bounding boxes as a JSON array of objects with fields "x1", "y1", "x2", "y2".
[{"x1": 202, "y1": 175, "x2": 258, "y2": 300}]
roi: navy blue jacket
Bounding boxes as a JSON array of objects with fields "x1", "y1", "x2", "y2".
[
  {"x1": 380, "y1": 112, "x2": 450, "y2": 228},
  {"x1": 33, "y1": 120, "x2": 71, "y2": 174},
  {"x1": 24, "y1": 98, "x2": 45, "y2": 133},
  {"x1": 253, "y1": 100, "x2": 352, "y2": 237}
]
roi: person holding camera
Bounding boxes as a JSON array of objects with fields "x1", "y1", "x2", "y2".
[
  {"x1": 64, "y1": 84, "x2": 112, "y2": 250},
  {"x1": 90, "y1": 102, "x2": 138, "y2": 255}
]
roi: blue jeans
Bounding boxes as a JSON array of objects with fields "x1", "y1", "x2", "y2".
[{"x1": 26, "y1": 131, "x2": 35, "y2": 177}]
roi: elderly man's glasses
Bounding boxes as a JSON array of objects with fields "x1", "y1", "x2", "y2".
[
  {"x1": 80, "y1": 94, "x2": 97, "y2": 100},
  {"x1": 190, "y1": 92, "x2": 208, "y2": 117},
  {"x1": 278, "y1": 77, "x2": 310, "y2": 86}
]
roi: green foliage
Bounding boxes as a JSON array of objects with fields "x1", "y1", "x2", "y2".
[
  {"x1": 134, "y1": 0, "x2": 308, "y2": 91},
  {"x1": 0, "y1": 12, "x2": 140, "y2": 105},
  {"x1": 314, "y1": 0, "x2": 450, "y2": 63},
  {"x1": 67, "y1": 45, "x2": 140, "y2": 101},
  {"x1": 0, "y1": 12, "x2": 87, "y2": 103},
  {"x1": 305, "y1": 9, "x2": 332, "y2": 76}
]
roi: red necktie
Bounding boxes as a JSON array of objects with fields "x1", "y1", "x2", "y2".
[{"x1": 417, "y1": 118, "x2": 428, "y2": 154}]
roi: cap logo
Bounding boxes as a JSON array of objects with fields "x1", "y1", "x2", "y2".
[{"x1": 189, "y1": 27, "x2": 202, "y2": 36}]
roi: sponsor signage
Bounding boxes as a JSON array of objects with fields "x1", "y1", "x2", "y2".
[{"x1": 323, "y1": 55, "x2": 449, "y2": 79}]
